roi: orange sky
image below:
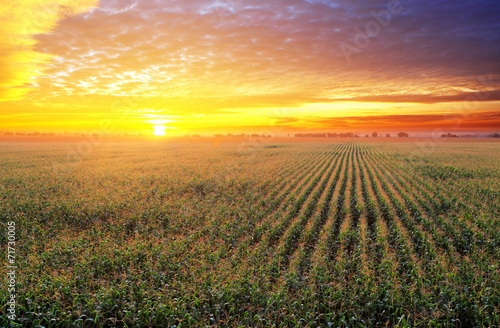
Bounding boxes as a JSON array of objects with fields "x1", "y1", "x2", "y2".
[{"x1": 1, "y1": 0, "x2": 499, "y2": 136}]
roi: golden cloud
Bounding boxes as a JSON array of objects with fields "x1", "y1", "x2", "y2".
[{"x1": 0, "y1": 0, "x2": 99, "y2": 101}]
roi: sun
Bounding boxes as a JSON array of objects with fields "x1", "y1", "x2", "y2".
[{"x1": 153, "y1": 125, "x2": 167, "y2": 136}]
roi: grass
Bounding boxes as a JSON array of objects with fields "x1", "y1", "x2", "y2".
[{"x1": 1, "y1": 140, "x2": 499, "y2": 327}]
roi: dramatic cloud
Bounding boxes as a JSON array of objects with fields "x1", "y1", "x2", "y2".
[
  {"x1": 305, "y1": 110, "x2": 500, "y2": 131},
  {"x1": 0, "y1": 0, "x2": 99, "y2": 101},
  {"x1": 1, "y1": 0, "x2": 499, "y2": 133}
]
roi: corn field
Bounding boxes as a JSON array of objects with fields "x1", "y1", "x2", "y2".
[{"x1": 1, "y1": 141, "x2": 499, "y2": 327}]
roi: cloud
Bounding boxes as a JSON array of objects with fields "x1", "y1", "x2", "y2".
[
  {"x1": 304, "y1": 110, "x2": 500, "y2": 131},
  {"x1": 330, "y1": 90, "x2": 500, "y2": 104},
  {"x1": 273, "y1": 117, "x2": 301, "y2": 124},
  {"x1": 26, "y1": 0, "x2": 498, "y2": 105},
  {"x1": 1, "y1": 0, "x2": 499, "y2": 132},
  {"x1": 0, "y1": 0, "x2": 98, "y2": 101}
]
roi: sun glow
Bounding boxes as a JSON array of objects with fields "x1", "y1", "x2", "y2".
[
  {"x1": 146, "y1": 119, "x2": 176, "y2": 125},
  {"x1": 153, "y1": 125, "x2": 167, "y2": 136}
]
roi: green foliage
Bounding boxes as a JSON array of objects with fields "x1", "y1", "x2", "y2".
[{"x1": 0, "y1": 141, "x2": 499, "y2": 327}]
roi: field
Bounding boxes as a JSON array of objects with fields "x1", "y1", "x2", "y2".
[{"x1": 1, "y1": 140, "x2": 500, "y2": 327}]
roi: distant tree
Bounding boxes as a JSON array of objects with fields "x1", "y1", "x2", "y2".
[
  {"x1": 398, "y1": 132, "x2": 409, "y2": 138},
  {"x1": 489, "y1": 133, "x2": 500, "y2": 138},
  {"x1": 365, "y1": 134, "x2": 369, "y2": 138},
  {"x1": 372, "y1": 132, "x2": 378, "y2": 138},
  {"x1": 386, "y1": 134, "x2": 391, "y2": 137}
]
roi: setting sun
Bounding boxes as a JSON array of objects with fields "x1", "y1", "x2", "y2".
[{"x1": 152, "y1": 125, "x2": 168, "y2": 136}]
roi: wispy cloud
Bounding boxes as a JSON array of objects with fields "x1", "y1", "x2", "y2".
[
  {"x1": 1, "y1": 0, "x2": 499, "y2": 133},
  {"x1": 0, "y1": 0, "x2": 99, "y2": 101}
]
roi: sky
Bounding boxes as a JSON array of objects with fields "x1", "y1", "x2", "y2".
[{"x1": 1, "y1": 0, "x2": 500, "y2": 136}]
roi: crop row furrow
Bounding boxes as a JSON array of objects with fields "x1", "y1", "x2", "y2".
[
  {"x1": 377, "y1": 145, "x2": 499, "y2": 248},
  {"x1": 265, "y1": 147, "x2": 343, "y2": 248},
  {"x1": 325, "y1": 144, "x2": 352, "y2": 266},
  {"x1": 367, "y1": 148, "x2": 465, "y2": 256},
  {"x1": 197, "y1": 146, "x2": 330, "y2": 252},
  {"x1": 373, "y1": 146, "x2": 496, "y2": 258},
  {"x1": 355, "y1": 146, "x2": 384, "y2": 277},
  {"x1": 268, "y1": 145, "x2": 351, "y2": 280},
  {"x1": 246, "y1": 145, "x2": 338, "y2": 244},
  {"x1": 347, "y1": 145, "x2": 361, "y2": 254},
  {"x1": 359, "y1": 145, "x2": 420, "y2": 285},
  {"x1": 249, "y1": 145, "x2": 343, "y2": 246},
  {"x1": 293, "y1": 144, "x2": 350, "y2": 278},
  {"x1": 363, "y1": 147, "x2": 438, "y2": 263},
  {"x1": 245, "y1": 145, "x2": 348, "y2": 278}
]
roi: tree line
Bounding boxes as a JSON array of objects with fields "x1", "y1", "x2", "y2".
[{"x1": 294, "y1": 132, "x2": 410, "y2": 138}]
